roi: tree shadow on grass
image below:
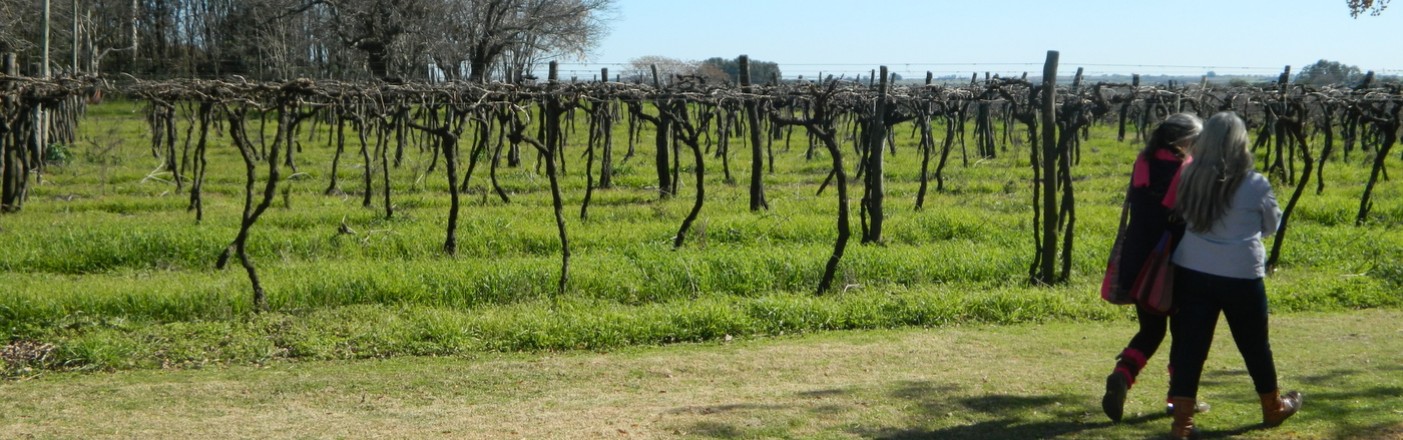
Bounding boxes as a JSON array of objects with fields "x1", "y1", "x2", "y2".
[
  {"x1": 1192, "y1": 368, "x2": 1403, "y2": 439},
  {"x1": 684, "y1": 420, "x2": 745, "y2": 439},
  {"x1": 853, "y1": 380, "x2": 1117, "y2": 439},
  {"x1": 1179, "y1": 386, "x2": 1403, "y2": 439},
  {"x1": 670, "y1": 389, "x2": 855, "y2": 438},
  {"x1": 1285, "y1": 361, "x2": 1403, "y2": 438},
  {"x1": 1289, "y1": 386, "x2": 1403, "y2": 439},
  {"x1": 1293, "y1": 364, "x2": 1403, "y2": 386},
  {"x1": 669, "y1": 377, "x2": 1403, "y2": 439},
  {"x1": 666, "y1": 402, "x2": 792, "y2": 417}
]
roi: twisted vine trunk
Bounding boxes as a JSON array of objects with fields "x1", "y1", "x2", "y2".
[
  {"x1": 861, "y1": 66, "x2": 889, "y2": 244},
  {"x1": 1356, "y1": 104, "x2": 1399, "y2": 225},
  {"x1": 671, "y1": 102, "x2": 706, "y2": 249},
  {"x1": 187, "y1": 101, "x2": 212, "y2": 222},
  {"x1": 215, "y1": 103, "x2": 288, "y2": 312},
  {"x1": 325, "y1": 112, "x2": 347, "y2": 195},
  {"x1": 440, "y1": 119, "x2": 462, "y2": 255},
  {"x1": 1268, "y1": 117, "x2": 1314, "y2": 271},
  {"x1": 914, "y1": 106, "x2": 934, "y2": 209}
]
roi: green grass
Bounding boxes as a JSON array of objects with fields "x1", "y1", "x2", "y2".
[
  {"x1": 2, "y1": 309, "x2": 1399, "y2": 439},
  {"x1": 1, "y1": 99, "x2": 1401, "y2": 375}
]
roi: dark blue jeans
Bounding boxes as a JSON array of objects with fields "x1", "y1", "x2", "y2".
[{"x1": 1168, "y1": 265, "x2": 1279, "y2": 399}]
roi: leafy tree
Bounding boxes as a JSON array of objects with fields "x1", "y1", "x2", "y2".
[
  {"x1": 1296, "y1": 59, "x2": 1363, "y2": 86},
  {"x1": 694, "y1": 63, "x2": 729, "y2": 83},
  {"x1": 698, "y1": 57, "x2": 782, "y2": 84},
  {"x1": 1348, "y1": 0, "x2": 1389, "y2": 17}
]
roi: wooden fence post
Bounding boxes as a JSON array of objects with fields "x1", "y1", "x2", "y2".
[
  {"x1": 649, "y1": 63, "x2": 673, "y2": 197},
  {"x1": 1036, "y1": 50, "x2": 1059, "y2": 285},
  {"x1": 740, "y1": 55, "x2": 768, "y2": 211},
  {"x1": 1, "y1": 53, "x2": 15, "y2": 212},
  {"x1": 598, "y1": 67, "x2": 613, "y2": 190}
]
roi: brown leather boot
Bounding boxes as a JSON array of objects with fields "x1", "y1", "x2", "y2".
[
  {"x1": 1169, "y1": 396, "x2": 1199, "y2": 440},
  {"x1": 1260, "y1": 389, "x2": 1302, "y2": 427}
]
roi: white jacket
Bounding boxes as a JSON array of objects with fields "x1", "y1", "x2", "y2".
[{"x1": 1172, "y1": 172, "x2": 1281, "y2": 279}]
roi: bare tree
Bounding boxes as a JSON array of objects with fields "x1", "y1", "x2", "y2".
[
  {"x1": 626, "y1": 55, "x2": 693, "y2": 84},
  {"x1": 0, "y1": 1, "x2": 38, "y2": 55},
  {"x1": 1, "y1": 0, "x2": 612, "y2": 82},
  {"x1": 423, "y1": 0, "x2": 611, "y2": 83},
  {"x1": 423, "y1": 0, "x2": 475, "y2": 80},
  {"x1": 284, "y1": 0, "x2": 437, "y2": 80},
  {"x1": 452, "y1": 0, "x2": 615, "y2": 83}
]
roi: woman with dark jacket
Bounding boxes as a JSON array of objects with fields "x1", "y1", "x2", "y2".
[{"x1": 1102, "y1": 113, "x2": 1201, "y2": 422}]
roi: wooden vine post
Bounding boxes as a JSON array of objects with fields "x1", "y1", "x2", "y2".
[
  {"x1": 740, "y1": 55, "x2": 768, "y2": 211},
  {"x1": 861, "y1": 66, "x2": 889, "y2": 244},
  {"x1": 1117, "y1": 74, "x2": 1138, "y2": 142},
  {"x1": 1, "y1": 53, "x2": 26, "y2": 212},
  {"x1": 651, "y1": 64, "x2": 674, "y2": 197},
  {"x1": 1033, "y1": 50, "x2": 1060, "y2": 285},
  {"x1": 541, "y1": 62, "x2": 571, "y2": 294},
  {"x1": 597, "y1": 67, "x2": 615, "y2": 190}
]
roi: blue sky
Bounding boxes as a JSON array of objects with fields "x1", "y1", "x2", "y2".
[{"x1": 558, "y1": 0, "x2": 1400, "y2": 80}]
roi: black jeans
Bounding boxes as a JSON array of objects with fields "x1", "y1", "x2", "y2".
[
  {"x1": 1168, "y1": 265, "x2": 1279, "y2": 399},
  {"x1": 1127, "y1": 302, "x2": 1168, "y2": 360}
]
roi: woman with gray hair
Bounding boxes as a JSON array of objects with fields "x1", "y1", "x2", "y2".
[
  {"x1": 1165, "y1": 112, "x2": 1301, "y2": 439},
  {"x1": 1101, "y1": 112, "x2": 1203, "y2": 422}
]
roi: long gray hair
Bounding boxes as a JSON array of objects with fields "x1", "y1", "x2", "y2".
[{"x1": 1175, "y1": 112, "x2": 1253, "y2": 232}]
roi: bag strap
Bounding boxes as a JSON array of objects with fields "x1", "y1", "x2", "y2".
[{"x1": 1115, "y1": 173, "x2": 1133, "y2": 232}]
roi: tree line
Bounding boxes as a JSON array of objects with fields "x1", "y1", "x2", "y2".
[{"x1": 0, "y1": 0, "x2": 614, "y2": 82}]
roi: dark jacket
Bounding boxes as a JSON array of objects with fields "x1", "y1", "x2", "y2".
[{"x1": 1118, "y1": 149, "x2": 1186, "y2": 288}]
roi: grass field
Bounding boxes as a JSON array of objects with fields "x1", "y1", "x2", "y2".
[
  {"x1": 2, "y1": 308, "x2": 1399, "y2": 439},
  {"x1": 1, "y1": 99, "x2": 1401, "y2": 377}
]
